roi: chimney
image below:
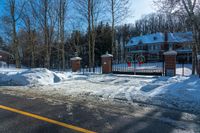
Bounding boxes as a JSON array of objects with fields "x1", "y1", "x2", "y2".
[{"x1": 164, "y1": 31, "x2": 169, "y2": 51}]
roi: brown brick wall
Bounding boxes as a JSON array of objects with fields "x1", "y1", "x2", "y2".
[
  {"x1": 71, "y1": 60, "x2": 81, "y2": 72},
  {"x1": 102, "y1": 57, "x2": 112, "y2": 74},
  {"x1": 165, "y1": 55, "x2": 176, "y2": 76}
]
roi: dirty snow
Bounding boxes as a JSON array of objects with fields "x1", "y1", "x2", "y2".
[
  {"x1": 0, "y1": 68, "x2": 72, "y2": 86},
  {"x1": 0, "y1": 66, "x2": 200, "y2": 114}
]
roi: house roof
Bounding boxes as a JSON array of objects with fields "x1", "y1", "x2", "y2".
[
  {"x1": 126, "y1": 32, "x2": 193, "y2": 47},
  {"x1": 0, "y1": 49, "x2": 12, "y2": 56},
  {"x1": 168, "y1": 32, "x2": 193, "y2": 43}
]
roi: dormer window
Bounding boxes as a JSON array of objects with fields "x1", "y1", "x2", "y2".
[
  {"x1": 130, "y1": 40, "x2": 133, "y2": 44},
  {"x1": 139, "y1": 40, "x2": 143, "y2": 45}
]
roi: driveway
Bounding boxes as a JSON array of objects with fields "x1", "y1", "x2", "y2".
[{"x1": 0, "y1": 90, "x2": 199, "y2": 133}]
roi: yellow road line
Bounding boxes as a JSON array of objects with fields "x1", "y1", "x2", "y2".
[{"x1": 0, "y1": 105, "x2": 96, "y2": 133}]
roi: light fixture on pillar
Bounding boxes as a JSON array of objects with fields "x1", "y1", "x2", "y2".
[{"x1": 75, "y1": 51, "x2": 78, "y2": 57}]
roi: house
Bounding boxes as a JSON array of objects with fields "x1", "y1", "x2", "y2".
[
  {"x1": 126, "y1": 32, "x2": 193, "y2": 63},
  {"x1": 0, "y1": 49, "x2": 13, "y2": 66}
]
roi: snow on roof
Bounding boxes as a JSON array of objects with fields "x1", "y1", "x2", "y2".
[
  {"x1": 127, "y1": 33, "x2": 164, "y2": 47},
  {"x1": 126, "y1": 32, "x2": 193, "y2": 47},
  {"x1": 101, "y1": 53, "x2": 113, "y2": 58},
  {"x1": 70, "y1": 57, "x2": 82, "y2": 61},
  {"x1": 164, "y1": 50, "x2": 177, "y2": 55},
  {"x1": 168, "y1": 32, "x2": 193, "y2": 43},
  {"x1": 176, "y1": 48, "x2": 192, "y2": 53},
  {"x1": 0, "y1": 49, "x2": 12, "y2": 56}
]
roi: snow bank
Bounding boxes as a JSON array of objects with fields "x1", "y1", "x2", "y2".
[
  {"x1": 38, "y1": 74, "x2": 200, "y2": 114},
  {"x1": 176, "y1": 64, "x2": 192, "y2": 76},
  {"x1": 150, "y1": 76, "x2": 200, "y2": 112},
  {"x1": 0, "y1": 68, "x2": 72, "y2": 86}
]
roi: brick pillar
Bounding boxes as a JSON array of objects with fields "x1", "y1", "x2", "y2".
[
  {"x1": 164, "y1": 50, "x2": 177, "y2": 76},
  {"x1": 70, "y1": 57, "x2": 82, "y2": 72},
  {"x1": 101, "y1": 53, "x2": 113, "y2": 74}
]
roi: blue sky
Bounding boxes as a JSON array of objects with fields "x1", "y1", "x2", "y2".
[
  {"x1": 0, "y1": 0, "x2": 155, "y2": 23},
  {"x1": 0, "y1": 0, "x2": 4, "y2": 12},
  {"x1": 127, "y1": 0, "x2": 155, "y2": 23}
]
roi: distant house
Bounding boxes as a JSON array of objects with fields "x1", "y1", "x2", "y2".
[
  {"x1": 0, "y1": 49, "x2": 13, "y2": 65},
  {"x1": 126, "y1": 32, "x2": 193, "y2": 63}
]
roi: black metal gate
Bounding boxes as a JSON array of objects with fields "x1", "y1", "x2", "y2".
[{"x1": 112, "y1": 61, "x2": 164, "y2": 76}]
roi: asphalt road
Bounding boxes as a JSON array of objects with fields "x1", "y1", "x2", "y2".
[{"x1": 0, "y1": 92, "x2": 199, "y2": 133}]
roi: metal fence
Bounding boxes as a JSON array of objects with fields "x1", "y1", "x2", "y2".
[
  {"x1": 112, "y1": 61, "x2": 164, "y2": 76},
  {"x1": 80, "y1": 65, "x2": 102, "y2": 75}
]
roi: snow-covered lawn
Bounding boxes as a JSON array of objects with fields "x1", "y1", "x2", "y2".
[{"x1": 0, "y1": 65, "x2": 199, "y2": 114}]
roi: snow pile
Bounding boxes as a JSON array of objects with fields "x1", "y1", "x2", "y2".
[
  {"x1": 86, "y1": 75, "x2": 200, "y2": 113},
  {"x1": 42, "y1": 74, "x2": 199, "y2": 114},
  {"x1": 149, "y1": 76, "x2": 200, "y2": 113},
  {"x1": 0, "y1": 61, "x2": 7, "y2": 68},
  {"x1": 0, "y1": 68, "x2": 72, "y2": 86},
  {"x1": 176, "y1": 64, "x2": 192, "y2": 76}
]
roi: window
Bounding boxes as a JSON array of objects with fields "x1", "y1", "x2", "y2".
[
  {"x1": 158, "y1": 45, "x2": 161, "y2": 50},
  {"x1": 153, "y1": 45, "x2": 156, "y2": 50},
  {"x1": 156, "y1": 45, "x2": 160, "y2": 50},
  {"x1": 149, "y1": 45, "x2": 153, "y2": 50}
]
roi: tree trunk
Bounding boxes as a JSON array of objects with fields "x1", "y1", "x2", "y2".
[
  {"x1": 30, "y1": 32, "x2": 35, "y2": 68},
  {"x1": 44, "y1": 0, "x2": 50, "y2": 69},
  {"x1": 91, "y1": 0, "x2": 95, "y2": 67},
  {"x1": 10, "y1": 1, "x2": 21, "y2": 68},
  {"x1": 60, "y1": 0, "x2": 65, "y2": 71},
  {"x1": 192, "y1": 44, "x2": 196, "y2": 74},
  {"x1": 111, "y1": 0, "x2": 115, "y2": 56},
  {"x1": 191, "y1": 16, "x2": 199, "y2": 74},
  {"x1": 181, "y1": 0, "x2": 198, "y2": 74},
  {"x1": 88, "y1": 0, "x2": 92, "y2": 68},
  {"x1": 13, "y1": 22, "x2": 21, "y2": 68},
  {"x1": 31, "y1": 44, "x2": 35, "y2": 68}
]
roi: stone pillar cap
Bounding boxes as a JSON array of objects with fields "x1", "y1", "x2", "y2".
[
  {"x1": 101, "y1": 52, "x2": 113, "y2": 58},
  {"x1": 70, "y1": 57, "x2": 82, "y2": 61},
  {"x1": 164, "y1": 50, "x2": 177, "y2": 55}
]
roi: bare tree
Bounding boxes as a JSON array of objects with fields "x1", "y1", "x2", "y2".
[
  {"x1": 74, "y1": 0, "x2": 103, "y2": 67},
  {"x1": 21, "y1": 2, "x2": 37, "y2": 68},
  {"x1": 74, "y1": 0, "x2": 92, "y2": 67},
  {"x1": 30, "y1": 0, "x2": 58, "y2": 69},
  {"x1": 4, "y1": 0, "x2": 26, "y2": 68},
  {"x1": 135, "y1": 13, "x2": 189, "y2": 34},
  {"x1": 91, "y1": 0, "x2": 103, "y2": 67},
  {"x1": 107, "y1": 0, "x2": 131, "y2": 57},
  {"x1": 58, "y1": 0, "x2": 68, "y2": 70}
]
